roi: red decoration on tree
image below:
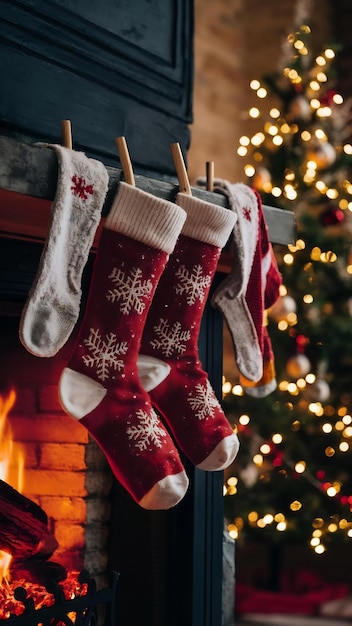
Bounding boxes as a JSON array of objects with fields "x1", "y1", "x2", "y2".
[
  {"x1": 296, "y1": 334, "x2": 309, "y2": 352},
  {"x1": 272, "y1": 452, "x2": 284, "y2": 467},
  {"x1": 320, "y1": 205, "x2": 345, "y2": 227},
  {"x1": 320, "y1": 89, "x2": 338, "y2": 106}
]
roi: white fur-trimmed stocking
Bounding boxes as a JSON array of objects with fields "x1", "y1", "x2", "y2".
[
  {"x1": 19, "y1": 145, "x2": 109, "y2": 357},
  {"x1": 210, "y1": 181, "x2": 281, "y2": 396},
  {"x1": 140, "y1": 193, "x2": 240, "y2": 471},
  {"x1": 59, "y1": 182, "x2": 189, "y2": 510}
]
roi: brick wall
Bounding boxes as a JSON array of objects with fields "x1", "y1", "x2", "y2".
[{"x1": 188, "y1": 0, "x2": 333, "y2": 184}]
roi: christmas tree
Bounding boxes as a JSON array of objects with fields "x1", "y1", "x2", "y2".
[{"x1": 223, "y1": 23, "x2": 352, "y2": 556}]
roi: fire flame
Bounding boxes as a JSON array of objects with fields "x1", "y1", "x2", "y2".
[
  {"x1": 0, "y1": 390, "x2": 25, "y2": 585},
  {"x1": 0, "y1": 389, "x2": 24, "y2": 492},
  {"x1": 0, "y1": 553, "x2": 11, "y2": 587}
]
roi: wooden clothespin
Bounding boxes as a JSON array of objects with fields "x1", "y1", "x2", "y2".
[
  {"x1": 206, "y1": 161, "x2": 214, "y2": 192},
  {"x1": 115, "y1": 136, "x2": 135, "y2": 186},
  {"x1": 170, "y1": 143, "x2": 191, "y2": 195},
  {"x1": 61, "y1": 120, "x2": 73, "y2": 149}
]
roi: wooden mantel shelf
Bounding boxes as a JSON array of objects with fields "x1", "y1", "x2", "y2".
[{"x1": 0, "y1": 136, "x2": 296, "y2": 267}]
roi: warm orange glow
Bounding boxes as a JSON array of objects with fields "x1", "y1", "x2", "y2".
[
  {"x1": 0, "y1": 390, "x2": 25, "y2": 584},
  {"x1": 0, "y1": 389, "x2": 24, "y2": 493}
]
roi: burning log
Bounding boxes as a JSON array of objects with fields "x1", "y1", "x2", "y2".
[{"x1": 0, "y1": 479, "x2": 58, "y2": 561}]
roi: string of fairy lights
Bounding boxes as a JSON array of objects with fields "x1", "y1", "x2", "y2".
[
  {"x1": 223, "y1": 377, "x2": 352, "y2": 553},
  {"x1": 236, "y1": 26, "x2": 352, "y2": 212},
  {"x1": 223, "y1": 25, "x2": 352, "y2": 554}
]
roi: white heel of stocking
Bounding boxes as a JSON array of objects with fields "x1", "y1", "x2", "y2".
[
  {"x1": 137, "y1": 354, "x2": 170, "y2": 391},
  {"x1": 59, "y1": 367, "x2": 107, "y2": 419}
]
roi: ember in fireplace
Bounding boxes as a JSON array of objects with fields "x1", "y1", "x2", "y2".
[{"x1": 0, "y1": 566, "x2": 118, "y2": 625}]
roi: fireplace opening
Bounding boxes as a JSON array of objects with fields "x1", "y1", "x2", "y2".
[{"x1": 0, "y1": 305, "x2": 116, "y2": 618}]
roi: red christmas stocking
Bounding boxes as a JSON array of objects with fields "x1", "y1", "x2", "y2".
[
  {"x1": 59, "y1": 182, "x2": 189, "y2": 510},
  {"x1": 140, "y1": 193, "x2": 240, "y2": 471}
]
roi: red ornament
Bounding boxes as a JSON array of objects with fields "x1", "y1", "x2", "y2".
[
  {"x1": 320, "y1": 89, "x2": 338, "y2": 106},
  {"x1": 321, "y1": 205, "x2": 345, "y2": 226},
  {"x1": 296, "y1": 334, "x2": 309, "y2": 352},
  {"x1": 272, "y1": 452, "x2": 283, "y2": 467}
]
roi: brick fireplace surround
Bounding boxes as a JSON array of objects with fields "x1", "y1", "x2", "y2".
[{"x1": 1, "y1": 313, "x2": 114, "y2": 590}]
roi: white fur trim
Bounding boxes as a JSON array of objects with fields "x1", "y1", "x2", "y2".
[
  {"x1": 212, "y1": 181, "x2": 259, "y2": 296},
  {"x1": 209, "y1": 180, "x2": 263, "y2": 381},
  {"x1": 19, "y1": 145, "x2": 109, "y2": 357}
]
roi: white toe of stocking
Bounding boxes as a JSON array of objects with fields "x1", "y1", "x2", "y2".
[
  {"x1": 196, "y1": 433, "x2": 240, "y2": 471},
  {"x1": 138, "y1": 470, "x2": 189, "y2": 510}
]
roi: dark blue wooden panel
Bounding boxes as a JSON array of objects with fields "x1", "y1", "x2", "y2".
[
  {"x1": 0, "y1": 0, "x2": 193, "y2": 176},
  {"x1": 194, "y1": 279, "x2": 226, "y2": 626}
]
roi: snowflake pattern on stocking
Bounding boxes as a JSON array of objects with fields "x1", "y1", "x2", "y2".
[
  {"x1": 175, "y1": 264, "x2": 211, "y2": 305},
  {"x1": 71, "y1": 175, "x2": 94, "y2": 200},
  {"x1": 242, "y1": 205, "x2": 252, "y2": 221},
  {"x1": 82, "y1": 328, "x2": 128, "y2": 382},
  {"x1": 150, "y1": 318, "x2": 191, "y2": 358},
  {"x1": 127, "y1": 408, "x2": 168, "y2": 451},
  {"x1": 106, "y1": 266, "x2": 153, "y2": 315},
  {"x1": 187, "y1": 379, "x2": 221, "y2": 420}
]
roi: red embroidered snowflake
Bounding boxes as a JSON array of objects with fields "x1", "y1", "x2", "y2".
[
  {"x1": 71, "y1": 174, "x2": 94, "y2": 200},
  {"x1": 242, "y1": 206, "x2": 252, "y2": 221}
]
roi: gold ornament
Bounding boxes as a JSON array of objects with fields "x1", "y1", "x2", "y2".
[{"x1": 286, "y1": 353, "x2": 311, "y2": 378}]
